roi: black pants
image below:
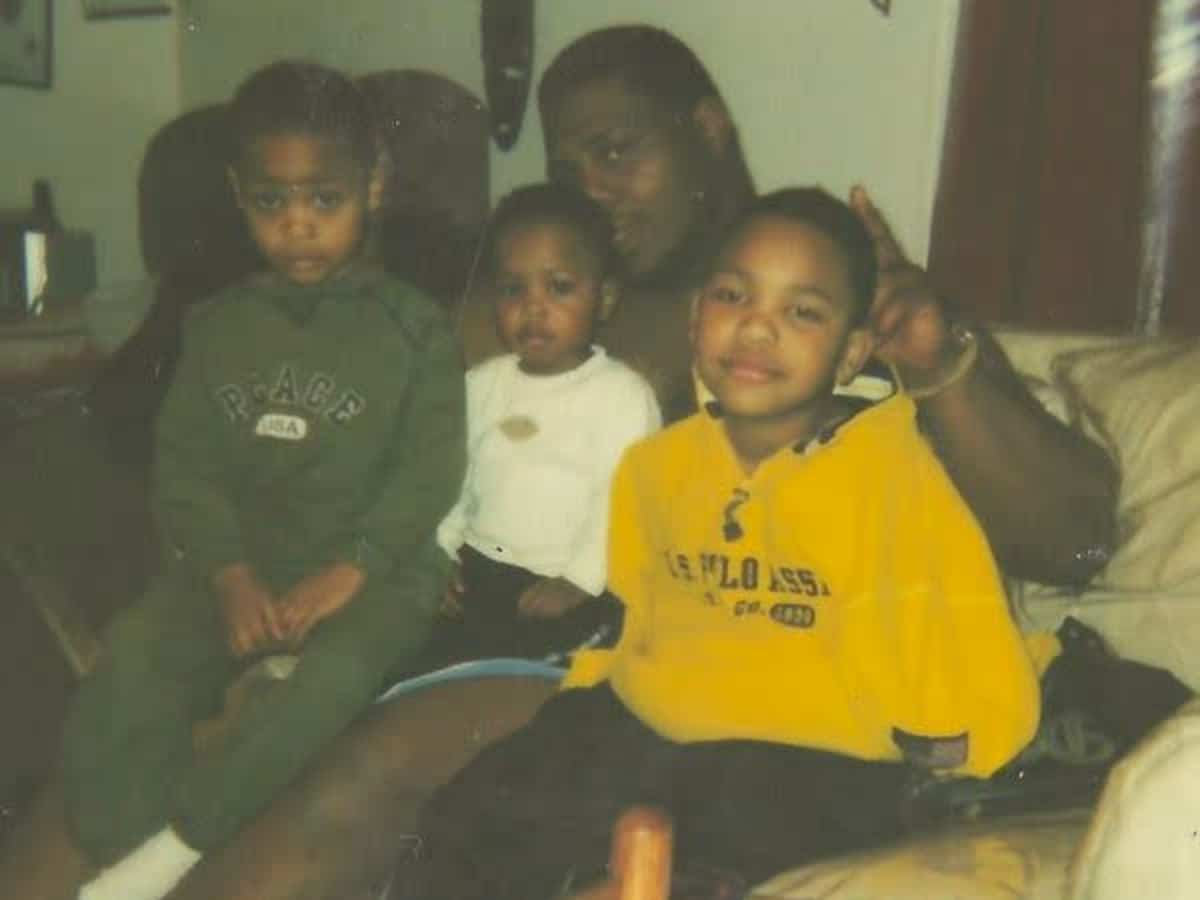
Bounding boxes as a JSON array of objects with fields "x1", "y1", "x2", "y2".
[
  {"x1": 397, "y1": 546, "x2": 622, "y2": 676},
  {"x1": 401, "y1": 684, "x2": 911, "y2": 900}
]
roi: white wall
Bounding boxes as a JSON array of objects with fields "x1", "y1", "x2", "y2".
[
  {"x1": 177, "y1": 0, "x2": 482, "y2": 108},
  {"x1": 506, "y1": 1, "x2": 961, "y2": 263},
  {"x1": 0, "y1": 1, "x2": 958, "y2": 287},
  {"x1": 0, "y1": 3, "x2": 181, "y2": 286},
  {"x1": 179, "y1": 0, "x2": 959, "y2": 263}
]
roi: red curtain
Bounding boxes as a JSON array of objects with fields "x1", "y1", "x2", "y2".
[{"x1": 930, "y1": 0, "x2": 1156, "y2": 332}]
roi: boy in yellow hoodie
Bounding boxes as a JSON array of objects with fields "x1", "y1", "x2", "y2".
[{"x1": 404, "y1": 188, "x2": 1045, "y2": 899}]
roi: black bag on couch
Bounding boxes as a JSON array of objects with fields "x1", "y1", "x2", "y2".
[{"x1": 903, "y1": 615, "x2": 1194, "y2": 828}]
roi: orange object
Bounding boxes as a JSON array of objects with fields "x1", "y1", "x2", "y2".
[
  {"x1": 612, "y1": 806, "x2": 674, "y2": 900},
  {"x1": 567, "y1": 804, "x2": 674, "y2": 900}
]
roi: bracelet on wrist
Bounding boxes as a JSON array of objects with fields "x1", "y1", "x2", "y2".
[{"x1": 902, "y1": 323, "x2": 980, "y2": 400}]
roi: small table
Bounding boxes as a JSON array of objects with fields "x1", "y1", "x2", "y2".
[
  {"x1": 0, "y1": 301, "x2": 100, "y2": 432},
  {"x1": 1, "y1": 303, "x2": 109, "y2": 677}
]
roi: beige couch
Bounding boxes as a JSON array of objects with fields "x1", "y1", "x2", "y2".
[{"x1": 752, "y1": 327, "x2": 1200, "y2": 899}]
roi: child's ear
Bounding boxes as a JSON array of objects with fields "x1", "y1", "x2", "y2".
[
  {"x1": 227, "y1": 167, "x2": 245, "y2": 208},
  {"x1": 836, "y1": 326, "x2": 875, "y2": 386},
  {"x1": 598, "y1": 279, "x2": 620, "y2": 322},
  {"x1": 692, "y1": 96, "x2": 734, "y2": 159}
]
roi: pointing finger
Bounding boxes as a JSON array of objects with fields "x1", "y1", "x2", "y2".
[{"x1": 850, "y1": 184, "x2": 906, "y2": 269}]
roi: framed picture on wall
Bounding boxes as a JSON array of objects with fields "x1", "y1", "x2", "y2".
[
  {"x1": 82, "y1": 0, "x2": 171, "y2": 19},
  {"x1": 0, "y1": 0, "x2": 51, "y2": 88}
]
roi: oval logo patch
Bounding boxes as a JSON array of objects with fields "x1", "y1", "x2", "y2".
[
  {"x1": 499, "y1": 415, "x2": 538, "y2": 440},
  {"x1": 255, "y1": 413, "x2": 308, "y2": 441},
  {"x1": 769, "y1": 603, "x2": 815, "y2": 629}
]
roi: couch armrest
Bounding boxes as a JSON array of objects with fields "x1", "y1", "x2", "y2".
[{"x1": 1068, "y1": 696, "x2": 1200, "y2": 899}]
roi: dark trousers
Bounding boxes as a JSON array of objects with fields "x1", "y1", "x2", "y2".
[
  {"x1": 400, "y1": 546, "x2": 622, "y2": 674},
  {"x1": 402, "y1": 684, "x2": 911, "y2": 900}
]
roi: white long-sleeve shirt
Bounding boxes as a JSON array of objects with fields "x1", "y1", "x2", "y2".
[{"x1": 437, "y1": 347, "x2": 661, "y2": 595}]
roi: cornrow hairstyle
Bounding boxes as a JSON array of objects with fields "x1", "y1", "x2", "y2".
[
  {"x1": 724, "y1": 188, "x2": 878, "y2": 326},
  {"x1": 228, "y1": 60, "x2": 375, "y2": 172},
  {"x1": 484, "y1": 182, "x2": 617, "y2": 277}
]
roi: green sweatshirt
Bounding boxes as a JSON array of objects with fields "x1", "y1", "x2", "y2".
[{"x1": 153, "y1": 264, "x2": 466, "y2": 591}]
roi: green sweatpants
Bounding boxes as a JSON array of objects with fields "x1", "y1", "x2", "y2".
[{"x1": 61, "y1": 560, "x2": 435, "y2": 865}]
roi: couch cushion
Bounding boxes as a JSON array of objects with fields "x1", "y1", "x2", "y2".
[
  {"x1": 991, "y1": 329, "x2": 1132, "y2": 433},
  {"x1": 1068, "y1": 696, "x2": 1200, "y2": 899},
  {"x1": 749, "y1": 809, "x2": 1091, "y2": 899},
  {"x1": 990, "y1": 330, "x2": 1200, "y2": 690},
  {"x1": 991, "y1": 329, "x2": 1130, "y2": 387},
  {"x1": 1054, "y1": 337, "x2": 1200, "y2": 594}
]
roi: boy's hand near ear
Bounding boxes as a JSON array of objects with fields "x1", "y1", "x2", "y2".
[
  {"x1": 518, "y1": 577, "x2": 590, "y2": 619},
  {"x1": 278, "y1": 562, "x2": 366, "y2": 645},
  {"x1": 213, "y1": 563, "x2": 284, "y2": 658},
  {"x1": 849, "y1": 185, "x2": 959, "y2": 388}
]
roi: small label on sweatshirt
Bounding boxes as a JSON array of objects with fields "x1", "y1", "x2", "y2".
[{"x1": 255, "y1": 413, "x2": 308, "y2": 441}]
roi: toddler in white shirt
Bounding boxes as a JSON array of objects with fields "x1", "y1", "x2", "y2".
[{"x1": 431, "y1": 183, "x2": 661, "y2": 665}]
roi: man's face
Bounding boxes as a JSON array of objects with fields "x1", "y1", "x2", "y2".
[
  {"x1": 692, "y1": 215, "x2": 866, "y2": 423},
  {"x1": 232, "y1": 133, "x2": 371, "y2": 285},
  {"x1": 544, "y1": 76, "x2": 710, "y2": 282}
]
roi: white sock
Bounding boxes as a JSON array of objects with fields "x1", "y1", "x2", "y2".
[{"x1": 79, "y1": 827, "x2": 203, "y2": 900}]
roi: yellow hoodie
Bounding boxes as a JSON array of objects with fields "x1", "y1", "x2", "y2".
[{"x1": 565, "y1": 395, "x2": 1046, "y2": 778}]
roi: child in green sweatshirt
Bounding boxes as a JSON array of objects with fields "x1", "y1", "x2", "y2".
[{"x1": 61, "y1": 60, "x2": 465, "y2": 900}]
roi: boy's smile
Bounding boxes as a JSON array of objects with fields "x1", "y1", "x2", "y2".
[
  {"x1": 692, "y1": 216, "x2": 871, "y2": 453},
  {"x1": 232, "y1": 133, "x2": 374, "y2": 286}
]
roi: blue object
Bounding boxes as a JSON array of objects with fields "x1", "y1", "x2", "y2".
[{"x1": 375, "y1": 657, "x2": 564, "y2": 704}]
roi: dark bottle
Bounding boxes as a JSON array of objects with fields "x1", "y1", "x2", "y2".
[{"x1": 29, "y1": 179, "x2": 60, "y2": 236}]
